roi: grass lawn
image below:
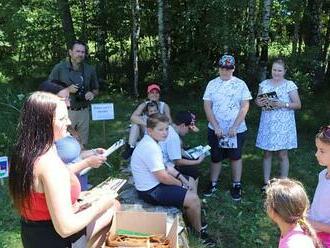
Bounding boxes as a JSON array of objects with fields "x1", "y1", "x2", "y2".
[{"x1": 0, "y1": 86, "x2": 329, "y2": 248}]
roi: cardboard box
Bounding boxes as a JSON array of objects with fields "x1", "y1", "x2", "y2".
[{"x1": 104, "y1": 211, "x2": 178, "y2": 248}]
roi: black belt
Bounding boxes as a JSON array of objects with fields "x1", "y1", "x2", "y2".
[{"x1": 68, "y1": 106, "x2": 88, "y2": 111}]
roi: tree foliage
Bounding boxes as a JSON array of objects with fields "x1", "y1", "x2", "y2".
[{"x1": 0, "y1": 0, "x2": 328, "y2": 94}]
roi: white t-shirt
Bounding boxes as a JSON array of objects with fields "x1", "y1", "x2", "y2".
[
  {"x1": 203, "y1": 76, "x2": 252, "y2": 133},
  {"x1": 159, "y1": 125, "x2": 181, "y2": 166},
  {"x1": 308, "y1": 169, "x2": 330, "y2": 224},
  {"x1": 130, "y1": 134, "x2": 165, "y2": 191}
]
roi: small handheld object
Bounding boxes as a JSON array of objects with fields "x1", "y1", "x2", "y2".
[{"x1": 104, "y1": 139, "x2": 125, "y2": 157}]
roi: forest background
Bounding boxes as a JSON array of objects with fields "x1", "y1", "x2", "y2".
[{"x1": 0, "y1": 0, "x2": 329, "y2": 247}]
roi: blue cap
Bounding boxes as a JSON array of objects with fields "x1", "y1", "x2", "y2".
[{"x1": 218, "y1": 55, "x2": 235, "y2": 69}]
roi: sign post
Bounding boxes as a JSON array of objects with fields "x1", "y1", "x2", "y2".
[
  {"x1": 91, "y1": 103, "x2": 114, "y2": 145},
  {"x1": 0, "y1": 156, "x2": 9, "y2": 186}
]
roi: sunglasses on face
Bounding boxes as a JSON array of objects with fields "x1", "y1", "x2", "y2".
[{"x1": 319, "y1": 126, "x2": 330, "y2": 139}]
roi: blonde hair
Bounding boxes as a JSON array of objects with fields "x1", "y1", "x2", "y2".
[{"x1": 265, "y1": 178, "x2": 322, "y2": 248}]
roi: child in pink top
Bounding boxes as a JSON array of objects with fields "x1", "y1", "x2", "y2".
[
  {"x1": 308, "y1": 126, "x2": 330, "y2": 247},
  {"x1": 265, "y1": 178, "x2": 322, "y2": 248}
]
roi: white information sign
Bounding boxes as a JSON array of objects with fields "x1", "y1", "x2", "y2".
[
  {"x1": 0, "y1": 156, "x2": 9, "y2": 179},
  {"x1": 91, "y1": 103, "x2": 114, "y2": 121}
]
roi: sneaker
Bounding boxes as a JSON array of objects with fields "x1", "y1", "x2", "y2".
[
  {"x1": 201, "y1": 220, "x2": 208, "y2": 230},
  {"x1": 201, "y1": 208, "x2": 208, "y2": 230},
  {"x1": 230, "y1": 184, "x2": 242, "y2": 201},
  {"x1": 203, "y1": 183, "x2": 217, "y2": 197},
  {"x1": 121, "y1": 144, "x2": 134, "y2": 160},
  {"x1": 200, "y1": 229, "x2": 217, "y2": 247}
]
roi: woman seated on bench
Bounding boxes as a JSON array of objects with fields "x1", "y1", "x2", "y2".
[{"x1": 122, "y1": 83, "x2": 172, "y2": 159}]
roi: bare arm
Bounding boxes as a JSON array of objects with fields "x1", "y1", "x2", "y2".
[
  {"x1": 130, "y1": 102, "x2": 147, "y2": 126},
  {"x1": 308, "y1": 219, "x2": 330, "y2": 233},
  {"x1": 269, "y1": 90, "x2": 301, "y2": 110},
  {"x1": 204, "y1": 100, "x2": 223, "y2": 137},
  {"x1": 228, "y1": 100, "x2": 250, "y2": 137},
  {"x1": 287, "y1": 90, "x2": 301, "y2": 110},
  {"x1": 165, "y1": 165, "x2": 190, "y2": 187},
  {"x1": 67, "y1": 148, "x2": 106, "y2": 174},
  {"x1": 67, "y1": 155, "x2": 106, "y2": 174},
  {"x1": 153, "y1": 169, "x2": 182, "y2": 186},
  {"x1": 163, "y1": 103, "x2": 172, "y2": 123},
  {"x1": 39, "y1": 154, "x2": 115, "y2": 238}
]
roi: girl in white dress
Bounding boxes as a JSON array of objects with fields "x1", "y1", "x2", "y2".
[{"x1": 255, "y1": 59, "x2": 301, "y2": 191}]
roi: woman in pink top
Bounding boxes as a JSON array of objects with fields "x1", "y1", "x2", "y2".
[{"x1": 264, "y1": 178, "x2": 322, "y2": 248}]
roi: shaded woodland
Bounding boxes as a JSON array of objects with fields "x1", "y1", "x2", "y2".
[{"x1": 0, "y1": 0, "x2": 329, "y2": 95}]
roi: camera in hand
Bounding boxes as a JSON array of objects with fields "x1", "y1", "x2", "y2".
[{"x1": 75, "y1": 83, "x2": 86, "y2": 101}]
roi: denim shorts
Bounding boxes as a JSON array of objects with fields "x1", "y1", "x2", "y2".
[
  {"x1": 208, "y1": 128, "x2": 247, "y2": 163},
  {"x1": 137, "y1": 183, "x2": 187, "y2": 208}
]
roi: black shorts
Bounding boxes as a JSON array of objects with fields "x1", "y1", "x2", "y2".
[
  {"x1": 175, "y1": 165, "x2": 199, "y2": 180},
  {"x1": 137, "y1": 183, "x2": 187, "y2": 209},
  {"x1": 21, "y1": 218, "x2": 86, "y2": 248},
  {"x1": 208, "y1": 128, "x2": 247, "y2": 163}
]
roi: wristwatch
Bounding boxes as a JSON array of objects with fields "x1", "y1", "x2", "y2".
[{"x1": 285, "y1": 102, "x2": 289, "y2": 108}]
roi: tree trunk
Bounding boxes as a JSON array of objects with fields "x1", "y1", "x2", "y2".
[
  {"x1": 292, "y1": 22, "x2": 299, "y2": 55},
  {"x1": 322, "y1": 18, "x2": 330, "y2": 83},
  {"x1": 56, "y1": 0, "x2": 75, "y2": 49},
  {"x1": 258, "y1": 0, "x2": 272, "y2": 82},
  {"x1": 301, "y1": 0, "x2": 324, "y2": 85},
  {"x1": 322, "y1": 17, "x2": 330, "y2": 64},
  {"x1": 80, "y1": 0, "x2": 88, "y2": 43},
  {"x1": 247, "y1": 0, "x2": 257, "y2": 85},
  {"x1": 131, "y1": 0, "x2": 140, "y2": 97},
  {"x1": 157, "y1": 0, "x2": 170, "y2": 93},
  {"x1": 95, "y1": 0, "x2": 107, "y2": 86}
]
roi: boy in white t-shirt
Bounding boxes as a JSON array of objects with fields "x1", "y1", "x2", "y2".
[
  {"x1": 203, "y1": 55, "x2": 252, "y2": 201},
  {"x1": 130, "y1": 113, "x2": 216, "y2": 246}
]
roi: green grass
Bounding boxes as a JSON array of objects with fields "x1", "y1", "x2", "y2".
[{"x1": 0, "y1": 86, "x2": 328, "y2": 247}]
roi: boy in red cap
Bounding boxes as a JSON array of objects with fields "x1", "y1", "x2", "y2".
[{"x1": 122, "y1": 83, "x2": 172, "y2": 159}]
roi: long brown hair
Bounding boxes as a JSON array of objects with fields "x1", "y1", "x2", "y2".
[
  {"x1": 265, "y1": 178, "x2": 322, "y2": 248},
  {"x1": 9, "y1": 92, "x2": 59, "y2": 210}
]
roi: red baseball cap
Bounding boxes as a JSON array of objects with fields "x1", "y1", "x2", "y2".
[{"x1": 147, "y1": 84, "x2": 161, "y2": 93}]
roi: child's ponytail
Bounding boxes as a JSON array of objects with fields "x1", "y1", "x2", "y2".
[{"x1": 298, "y1": 218, "x2": 323, "y2": 248}]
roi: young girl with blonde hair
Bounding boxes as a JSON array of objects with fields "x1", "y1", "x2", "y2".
[{"x1": 265, "y1": 178, "x2": 322, "y2": 248}]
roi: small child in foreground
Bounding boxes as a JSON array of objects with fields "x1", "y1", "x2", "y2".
[
  {"x1": 308, "y1": 125, "x2": 330, "y2": 247},
  {"x1": 265, "y1": 178, "x2": 322, "y2": 248}
]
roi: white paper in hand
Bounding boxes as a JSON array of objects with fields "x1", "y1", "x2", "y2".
[{"x1": 104, "y1": 139, "x2": 125, "y2": 157}]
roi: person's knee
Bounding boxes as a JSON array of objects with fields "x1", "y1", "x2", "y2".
[
  {"x1": 264, "y1": 151, "x2": 272, "y2": 159},
  {"x1": 183, "y1": 192, "x2": 200, "y2": 209},
  {"x1": 113, "y1": 200, "x2": 121, "y2": 211},
  {"x1": 278, "y1": 150, "x2": 288, "y2": 161}
]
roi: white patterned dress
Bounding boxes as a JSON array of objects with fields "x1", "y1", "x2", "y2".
[{"x1": 256, "y1": 79, "x2": 298, "y2": 151}]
